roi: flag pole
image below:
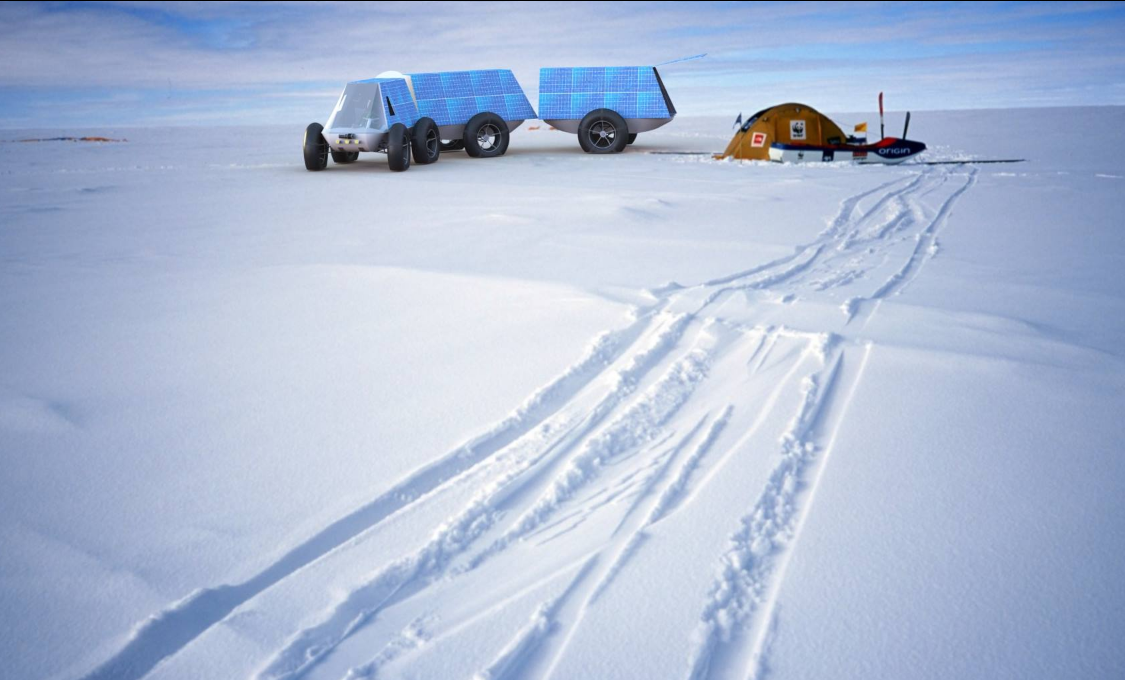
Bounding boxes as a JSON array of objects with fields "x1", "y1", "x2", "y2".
[{"x1": 879, "y1": 92, "x2": 885, "y2": 140}]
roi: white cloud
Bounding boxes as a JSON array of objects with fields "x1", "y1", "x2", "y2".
[{"x1": 0, "y1": 1, "x2": 1122, "y2": 127}]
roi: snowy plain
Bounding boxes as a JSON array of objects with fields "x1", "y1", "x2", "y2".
[{"x1": 2, "y1": 107, "x2": 1124, "y2": 680}]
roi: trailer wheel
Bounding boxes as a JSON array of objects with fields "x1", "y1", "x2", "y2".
[
  {"x1": 331, "y1": 150, "x2": 359, "y2": 164},
  {"x1": 440, "y1": 139, "x2": 465, "y2": 152},
  {"x1": 627, "y1": 133, "x2": 638, "y2": 145},
  {"x1": 303, "y1": 123, "x2": 328, "y2": 170},
  {"x1": 464, "y1": 113, "x2": 509, "y2": 158},
  {"x1": 578, "y1": 109, "x2": 628, "y2": 154},
  {"x1": 411, "y1": 117, "x2": 441, "y2": 165},
  {"x1": 387, "y1": 123, "x2": 411, "y2": 172}
]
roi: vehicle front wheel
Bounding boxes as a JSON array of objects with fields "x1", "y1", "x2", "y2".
[
  {"x1": 627, "y1": 133, "x2": 638, "y2": 145},
  {"x1": 412, "y1": 117, "x2": 441, "y2": 165},
  {"x1": 578, "y1": 109, "x2": 628, "y2": 154},
  {"x1": 387, "y1": 123, "x2": 411, "y2": 172},
  {"x1": 464, "y1": 113, "x2": 509, "y2": 158},
  {"x1": 303, "y1": 123, "x2": 328, "y2": 170}
]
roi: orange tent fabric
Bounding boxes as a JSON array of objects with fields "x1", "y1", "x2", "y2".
[{"x1": 718, "y1": 103, "x2": 848, "y2": 160}]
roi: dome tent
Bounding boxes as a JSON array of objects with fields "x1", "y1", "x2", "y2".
[{"x1": 718, "y1": 102, "x2": 848, "y2": 161}]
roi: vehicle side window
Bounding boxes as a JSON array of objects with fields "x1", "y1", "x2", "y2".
[{"x1": 365, "y1": 94, "x2": 386, "y2": 130}]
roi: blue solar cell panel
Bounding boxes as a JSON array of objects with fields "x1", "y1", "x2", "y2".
[
  {"x1": 573, "y1": 93, "x2": 601, "y2": 115},
  {"x1": 504, "y1": 94, "x2": 535, "y2": 120},
  {"x1": 406, "y1": 69, "x2": 536, "y2": 126},
  {"x1": 441, "y1": 71, "x2": 474, "y2": 98},
  {"x1": 605, "y1": 67, "x2": 638, "y2": 92},
  {"x1": 475, "y1": 96, "x2": 506, "y2": 118},
  {"x1": 604, "y1": 92, "x2": 636, "y2": 115},
  {"x1": 572, "y1": 67, "x2": 605, "y2": 92},
  {"x1": 411, "y1": 73, "x2": 444, "y2": 100},
  {"x1": 470, "y1": 70, "x2": 503, "y2": 96},
  {"x1": 636, "y1": 92, "x2": 666, "y2": 117},
  {"x1": 539, "y1": 94, "x2": 568, "y2": 119},
  {"x1": 499, "y1": 70, "x2": 521, "y2": 95},
  {"x1": 637, "y1": 68, "x2": 661, "y2": 93},
  {"x1": 445, "y1": 97, "x2": 478, "y2": 125},
  {"x1": 417, "y1": 98, "x2": 448, "y2": 124},
  {"x1": 381, "y1": 79, "x2": 420, "y2": 127},
  {"x1": 537, "y1": 66, "x2": 670, "y2": 120},
  {"x1": 539, "y1": 68, "x2": 569, "y2": 94}
]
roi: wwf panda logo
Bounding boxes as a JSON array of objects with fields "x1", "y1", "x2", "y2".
[{"x1": 790, "y1": 120, "x2": 806, "y2": 140}]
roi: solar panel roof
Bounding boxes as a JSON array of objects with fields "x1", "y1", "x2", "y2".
[
  {"x1": 538, "y1": 66, "x2": 672, "y2": 120},
  {"x1": 407, "y1": 69, "x2": 536, "y2": 127}
]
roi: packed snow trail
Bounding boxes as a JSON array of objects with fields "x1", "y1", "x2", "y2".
[
  {"x1": 74, "y1": 166, "x2": 976, "y2": 680},
  {"x1": 77, "y1": 322, "x2": 644, "y2": 680}
]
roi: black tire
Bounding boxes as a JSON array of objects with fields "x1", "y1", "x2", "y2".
[
  {"x1": 411, "y1": 117, "x2": 441, "y2": 165},
  {"x1": 440, "y1": 139, "x2": 465, "y2": 152},
  {"x1": 387, "y1": 123, "x2": 411, "y2": 172},
  {"x1": 578, "y1": 109, "x2": 628, "y2": 154},
  {"x1": 331, "y1": 149, "x2": 359, "y2": 164},
  {"x1": 627, "y1": 133, "x2": 638, "y2": 145},
  {"x1": 303, "y1": 123, "x2": 328, "y2": 171},
  {"x1": 464, "y1": 112, "x2": 509, "y2": 158}
]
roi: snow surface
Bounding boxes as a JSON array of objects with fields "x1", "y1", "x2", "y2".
[{"x1": 1, "y1": 107, "x2": 1124, "y2": 680}]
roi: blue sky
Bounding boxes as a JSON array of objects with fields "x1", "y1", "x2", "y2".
[{"x1": 1, "y1": 1, "x2": 1123, "y2": 128}]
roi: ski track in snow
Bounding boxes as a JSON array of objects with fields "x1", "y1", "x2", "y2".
[
  {"x1": 683, "y1": 340, "x2": 873, "y2": 680},
  {"x1": 78, "y1": 321, "x2": 642, "y2": 680},
  {"x1": 77, "y1": 166, "x2": 977, "y2": 680}
]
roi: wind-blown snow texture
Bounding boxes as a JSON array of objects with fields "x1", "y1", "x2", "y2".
[{"x1": 2, "y1": 107, "x2": 1124, "y2": 680}]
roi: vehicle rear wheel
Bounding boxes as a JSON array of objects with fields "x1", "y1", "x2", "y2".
[
  {"x1": 464, "y1": 113, "x2": 509, "y2": 158},
  {"x1": 303, "y1": 123, "x2": 328, "y2": 170},
  {"x1": 331, "y1": 149, "x2": 359, "y2": 164},
  {"x1": 627, "y1": 133, "x2": 638, "y2": 145},
  {"x1": 578, "y1": 109, "x2": 628, "y2": 154},
  {"x1": 411, "y1": 117, "x2": 441, "y2": 165},
  {"x1": 387, "y1": 123, "x2": 411, "y2": 172},
  {"x1": 440, "y1": 139, "x2": 465, "y2": 152}
]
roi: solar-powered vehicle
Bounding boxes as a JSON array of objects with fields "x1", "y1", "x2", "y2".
[
  {"x1": 302, "y1": 69, "x2": 536, "y2": 172},
  {"x1": 538, "y1": 66, "x2": 676, "y2": 153}
]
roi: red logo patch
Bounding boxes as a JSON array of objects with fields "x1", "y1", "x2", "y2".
[{"x1": 751, "y1": 132, "x2": 767, "y2": 147}]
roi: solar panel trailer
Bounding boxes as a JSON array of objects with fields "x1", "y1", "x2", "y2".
[
  {"x1": 409, "y1": 69, "x2": 535, "y2": 155},
  {"x1": 539, "y1": 65, "x2": 677, "y2": 153},
  {"x1": 302, "y1": 69, "x2": 536, "y2": 172}
]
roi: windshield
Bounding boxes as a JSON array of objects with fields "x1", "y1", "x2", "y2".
[{"x1": 326, "y1": 83, "x2": 385, "y2": 130}]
